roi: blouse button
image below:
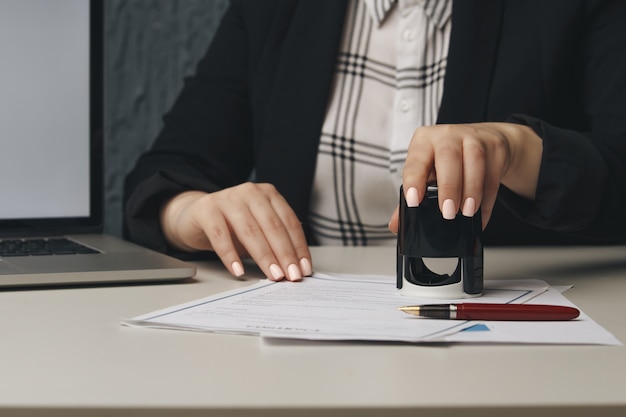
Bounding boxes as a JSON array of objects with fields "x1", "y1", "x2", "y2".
[{"x1": 403, "y1": 30, "x2": 416, "y2": 41}]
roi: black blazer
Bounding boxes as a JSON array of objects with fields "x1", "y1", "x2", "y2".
[{"x1": 124, "y1": 0, "x2": 626, "y2": 254}]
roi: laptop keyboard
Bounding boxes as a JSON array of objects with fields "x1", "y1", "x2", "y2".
[{"x1": 0, "y1": 238, "x2": 100, "y2": 257}]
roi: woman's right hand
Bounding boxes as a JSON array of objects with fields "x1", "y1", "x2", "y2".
[{"x1": 159, "y1": 182, "x2": 312, "y2": 281}]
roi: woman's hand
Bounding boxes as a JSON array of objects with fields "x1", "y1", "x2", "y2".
[
  {"x1": 389, "y1": 122, "x2": 543, "y2": 232},
  {"x1": 160, "y1": 182, "x2": 312, "y2": 281}
]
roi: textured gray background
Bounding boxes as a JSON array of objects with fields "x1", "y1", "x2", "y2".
[{"x1": 104, "y1": 0, "x2": 228, "y2": 236}]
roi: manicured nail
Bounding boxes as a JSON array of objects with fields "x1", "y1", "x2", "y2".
[
  {"x1": 287, "y1": 263, "x2": 302, "y2": 281},
  {"x1": 269, "y1": 264, "x2": 284, "y2": 281},
  {"x1": 442, "y1": 199, "x2": 456, "y2": 220},
  {"x1": 461, "y1": 197, "x2": 476, "y2": 217},
  {"x1": 300, "y1": 258, "x2": 313, "y2": 276},
  {"x1": 231, "y1": 261, "x2": 244, "y2": 277},
  {"x1": 406, "y1": 187, "x2": 419, "y2": 207}
]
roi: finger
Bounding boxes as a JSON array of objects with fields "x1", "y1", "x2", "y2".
[
  {"x1": 228, "y1": 203, "x2": 288, "y2": 281},
  {"x1": 195, "y1": 201, "x2": 248, "y2": 278},
  {"x1": 480, "y1": 176, "x2": 500, "y2": 230},
  {"x1": 480, "y1": 152, "x2": 508, "y2": 230},
  {"x1": 432, "y1": 136, "x2": 463, "y2": 220},
  {"x1": 402, "y1": 127, "x2": 435, "y2": 207},
  {"x1": 460, "y1": 137, "x2": 486, "y2": 217},
  {"x1": 264, "y1": 184, "x2": 312, "y2": 278},
  {"x1": 388, "y1": 205, "x2": 400, "y2": 234}
]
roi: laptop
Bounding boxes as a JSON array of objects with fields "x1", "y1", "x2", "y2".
[{"x1": 0, "y1": 0, "x2": 196, "y2": 287}]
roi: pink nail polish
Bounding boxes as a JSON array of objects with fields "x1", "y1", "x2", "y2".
[
  {"x1": 269, "y1": 264, "x2": 284, "y2": 281},
  {"x1": 287, "y1": 263, "x2": 302, "y2": 281},
  {"x1": 231, "y1": 261, "x2": 244, "y2": 277},
  {"x1": 299, "y1": 258, "x2": 312, "y2": 276},
  {"x1": 406, "y1": 187, "x2": 420, "y2": 207},
  {"x1": 442, "y1": 199, "x2": 456, "y2": 220},
  {"x1": 461, "y1": 197, "x2": 476, "y2": 217}
]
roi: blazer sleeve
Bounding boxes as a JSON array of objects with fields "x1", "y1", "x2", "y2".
[
  {"x1": 123, "y1": 0, "x2": 255, "y2": 255},
  {"x1": 499, "y1": 0, "x2": 626, "y2": 243}
]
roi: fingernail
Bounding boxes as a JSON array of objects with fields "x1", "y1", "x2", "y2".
[
  {"x1": 231, "y1": 261, "x2": 244, "y2": 277},
  {"x1": 442, "y1": 199, "x2": 456, "y2": 220},
  {"x1": 461, "y1": 197, "x2": 476, "y2": 217},
  {"x1": 406, "y1": 187, "x2": 419, "y2": 207},
  {"x1": 300, "y1": 258, "x2": 312, "y2": 276},
  {"x1": 287, "y1": 263, "x2": 302, "y2": 281},
  {"x1": 269, "y1": 263, "x2": 284, "y2": 281}
]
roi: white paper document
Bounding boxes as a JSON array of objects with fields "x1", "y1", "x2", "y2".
[{"x1": 123, "y1": 273, "x2": 620, "y2": 345}]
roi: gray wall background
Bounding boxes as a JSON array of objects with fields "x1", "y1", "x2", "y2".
[{"x1": 104, "y1": 0, "x2": 228, "y2": 237}]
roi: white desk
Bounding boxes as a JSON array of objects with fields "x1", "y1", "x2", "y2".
[{"x1": 1, "y1": 245, "x2": 625, "y2": 417}]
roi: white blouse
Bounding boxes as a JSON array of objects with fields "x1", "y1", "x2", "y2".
[{"x1": 309, "y1": 0, "x2": 452, "y2": 245}]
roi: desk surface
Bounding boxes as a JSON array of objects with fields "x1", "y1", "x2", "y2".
[{"x1": 1, "y1": 245, "x2": 626, "y2": 417}]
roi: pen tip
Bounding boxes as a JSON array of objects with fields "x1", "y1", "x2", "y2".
[{"x1": 398, "y1": 306, "x2": 420, "y2": 314}]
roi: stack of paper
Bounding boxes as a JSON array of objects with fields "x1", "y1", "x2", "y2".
[{"x1": 122, "y1": 273, "x2": 621, "y2": 345}]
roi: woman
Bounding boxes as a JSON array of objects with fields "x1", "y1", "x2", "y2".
[{"x1": 124, "y1": 0, "x2": 626, "y2": 281}]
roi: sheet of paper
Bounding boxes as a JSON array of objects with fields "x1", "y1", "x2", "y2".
[
  {"x1": 122, "y1": 274, "x2": 549, "y2": 343},
  {"x1": 446, "y1": 286, "x2": 622, "y2": 345}
]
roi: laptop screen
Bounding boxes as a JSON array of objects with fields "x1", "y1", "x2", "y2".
[{"x1": 0, "y1": 0, "x2": 103, "y2": 234}]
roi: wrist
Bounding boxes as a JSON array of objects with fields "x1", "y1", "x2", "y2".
[
  {"x1": 160, "y1": 191, "x2": 208, "y2": 252},
  {"x1": 499, "y1": 123, "x2": 543, "y2": 200}
]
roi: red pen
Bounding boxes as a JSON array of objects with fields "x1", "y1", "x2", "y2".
[{"x1": 398, "y1": 303, "x2": 580, "y2": 321}]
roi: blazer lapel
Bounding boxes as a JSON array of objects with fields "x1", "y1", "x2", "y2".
[
  {"x1": 438, "y1": 0, "x2": 504, "y2": 123},
  {"x1": 255, "y1": 1, "x2": 348, "y2": 226}
]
